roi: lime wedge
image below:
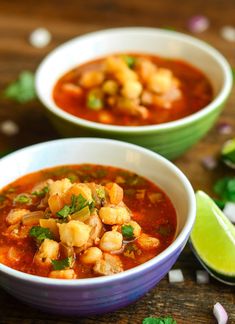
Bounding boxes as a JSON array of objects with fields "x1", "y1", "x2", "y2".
[
  {"x1": 221, "y1": 138, "x2": 235, "y2": 167},
  {"x1": 190, "y1": 191, "x2": 235, "y2": 277}
]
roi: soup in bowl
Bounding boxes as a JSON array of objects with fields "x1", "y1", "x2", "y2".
[
  {"x1": 0, "y1": 138, "x2": 195, "y2": 315},
  {"x1": 35, "y1": 28, "x2": 233, "y2": 159}
]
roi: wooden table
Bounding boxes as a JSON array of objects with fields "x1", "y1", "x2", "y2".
[{"x1": 0, "y1": 0, "x2": 234, "y2": 323}]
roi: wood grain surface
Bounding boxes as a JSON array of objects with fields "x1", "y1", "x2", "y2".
[{"x1": 0, "y1": 0, "x2": 235, "y2": 323}]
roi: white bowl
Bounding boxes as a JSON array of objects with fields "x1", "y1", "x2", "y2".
[{"x1": 0, "y1": 138, "x2": 196, "y2": 315}]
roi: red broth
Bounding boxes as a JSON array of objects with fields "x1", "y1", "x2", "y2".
[
  {"x1": 53, "y1": 53, "x2": 213, "y2": 126},
  {"x1": 0, "y1": 164, "x2": 177, "y2": 279}
]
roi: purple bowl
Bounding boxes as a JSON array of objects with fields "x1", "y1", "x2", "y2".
[{"x1": 0, "y1": 138, "x2": 196, "y2": 315}]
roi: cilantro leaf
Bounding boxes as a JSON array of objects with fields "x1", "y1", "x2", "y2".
[
  {"x1": 32, "y1": 186, "x2": 49, "y2": 197},
  {"x1": 56, "y1": 194, "x2": 94, "y2": 219},
  {"x1": 4, "y1": 71, "x2": 36, "y2": 103},
  {"x1": 143, "y1": 317, "x2": 177, "y2": 324},
  {"x1": 122, "y1": 55, "x2": 136, "y2": 69},
  {"x1": 56, "y1": 205, "x2": 71, "y2": 219},
  {"x1": 87, "y1": 93, "x2": 103, "y2": 110},
  {"x1": 96, "y1": 187, "x2": 106, "y2": 200},
  {"x1": 214, "y1": 177, "x2": 235, "y2": 203},
  {"x1": 122, "y1": 225, "x2": 134, "y2": 239},
  {"x1": 14, "y1": 194, "x2": 32, "y2": 204},
  {"x1": 29, "y1": 226, "x2": 53, "y2": 243},
  {"x1": 51, "y1": 256, "x2": 73, "y2": 270}
]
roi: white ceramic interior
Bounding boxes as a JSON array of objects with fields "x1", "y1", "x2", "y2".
[
  {"x1": 0, "y1": 138, "x2": 195, "y2": 285},
  {"x1": 35, "y1": 27, "x2": 232, "y2": 133}
]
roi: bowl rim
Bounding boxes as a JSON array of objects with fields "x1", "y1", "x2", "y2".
[
  {"x1": 0, "y1": 137, "x2": 196, "y2": 286},
  {"x1": 35, "y1": 27, "x2": 233, "y2": 134}
]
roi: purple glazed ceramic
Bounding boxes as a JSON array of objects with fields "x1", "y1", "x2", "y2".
[{"x1": 0, "y1": 138, "x2": 196, "y2": 315}]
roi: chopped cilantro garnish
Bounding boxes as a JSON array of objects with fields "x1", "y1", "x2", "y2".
[
  {"x1": 122, "y1": 225, "x2": 134, "y2": 239},
  {"x1": 51, "y1": 256, "x2": 73, "y2": 270},
  {"x1": 56, "y1": 205, "x2": 71, "y2": 219},
  {"x1": 29, "y1": 226, "x2": 53, "y2": 243},
  {"x1": 32, "y1": 186, "x2": 49, "y2": 197},
  {"x1": 213, "y1": 177, "x2": 235, "y2": 206},
  {"x1": 122, "y1": 55, "x2": 136, "y2": 69},
  {"x1": 56, "y1": 194, "x2": 94, "y2": 219},
  {"x1": 96, "y1": 187, "x2": 106, "y2": 200},
  {"x1": 87, "y1": 93, "x2": 103, "y2": 110},
  {"x1": 4, "y1": 71, "x2": 36, "y2": 103},
  {"x1": 14, "y1": 194, "x2": 32, "y2": 204},
  {"x1": 143, "y1": 317, "x2": 177, "y2": 324}
]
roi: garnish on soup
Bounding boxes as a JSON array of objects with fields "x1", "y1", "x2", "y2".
[
  {"x1": 0, "y1": 164, "x2": 177, "y2": 279},
  {"x1": 53, "y1": 53, "x2": 213, "y2": 126}
]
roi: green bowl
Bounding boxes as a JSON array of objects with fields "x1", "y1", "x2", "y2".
[{"x1": 35, "y1": 27, "x2": 233, "y2": 160}]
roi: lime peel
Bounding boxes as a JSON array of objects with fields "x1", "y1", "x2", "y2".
[{"x1": 191, "y1": 191, "x2": 235, "y2": 277}]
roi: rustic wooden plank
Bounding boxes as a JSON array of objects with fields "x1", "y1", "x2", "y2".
[{"x1": 0, "y1": 0, "x2": 235, "y2": 323}]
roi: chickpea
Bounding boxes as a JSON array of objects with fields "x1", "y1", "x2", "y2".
[
  {"x1": 121, "y1": 81, "x2": 143, "y2": 99},
  {"x1": 49, "y1": 269, "x2": 76, "y2": 279},
  {"x1": 93, "y1": 253, "x2": 123, "y2": 276},
  {"x1": 34, "y1": 239, "x2": 59, "y2": 266},
  {"x1": 141, "y1": 90, "x2": 154, "y2": 105},
  {"x1": 115, "y1": 68, "x2": 137, "y2": 84},
  {"x1": 49, "y1": 178, "x2": 72, "y2": 197},
  {"x1": 137, "y1": 233, "x2": 160, "y2": 250},
  {"x1": 80, "y1": 247, "x2": 103, "y2": 264},
  {"x1": 136, "y1": 58, "x2": 157, "y2": 82},
  {"x1": 79, "y1": 71, "x2": 105, "y2": 88},
  {"x1": 102, "y1": 80, "x2": 119, "y2": 95},
  {"x1": 126, "y1": 220, "x2": 141, "y2": 238},
  {"x1": 99, "y1": 206, "x2": 131, "y2": 225},
  {"x1": 104, "y1": 56, "x2": 127, "y2": 73},
  {"x1": 147, "y1": 68, "x2": 173, "y2": 94},
  {"x1": 58, "y1": 220, "x2": 91, "y2": 247},
  {"x1": 99, "y1": 231, "x2": 123, "y2": 252}
]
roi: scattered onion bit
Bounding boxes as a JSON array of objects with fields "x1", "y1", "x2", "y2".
[
  {"x1": 223, "y1": 202, "x2": 235, "y2": 223},
  {"x1": 217, "y1": 122, "x2": 233, "y2": 135},
  {"x1": 187, "y1": 15, "x2": 210, "y2": 33},
  {"x1": 201, "y1": 156, "x2": 218, "y2": 170},
  {"x1": 0, "y1": 120, "x2": 19, "y2": 136},
  {"x1": 220, "y1": 26, "x2": 235, "y2": 42},
  {"x1": 29, "y1": 28, "x2": 51, "y2": 48},
  {"x1": 168, "y1": 269, "x2": 184, "y2": 283},
  {"x1": 196, "y1": 270, "x2": 209, "y2": 284},
  {"x1": 213, "y1": 302, "x2": 228, "y2": 324}
]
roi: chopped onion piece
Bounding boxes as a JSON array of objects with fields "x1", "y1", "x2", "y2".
[
  {"x1": 187, "y1": 15, "x2": 210, "y2": 33},
  {"x1": 223, "y1": 202, "x2": 235, "y2": 223},
  {"x1": 29, "y1": 28, "x2": 51, "y2": 48},
  {"x1": 217, "y1": 122, "x2": 233, "y2": 135},
  {"x1": 0, "y1": 120, "x2": 19, "y2": 136},
  {"x1": 213, "y1": 302, "x2": 228, "y2": 324},
  {"x1": 220, "y1": 26, "x2": 235, "y2": 42},
  {"x1": 196, "y1": 270, "x2": 209, "y2": 284},
  {"x1": 201, "y1": 156, "x2": 217, "y2": 170},
  {"x1": 168, "y1": 269, "x2": 184, "y2": 283}
]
